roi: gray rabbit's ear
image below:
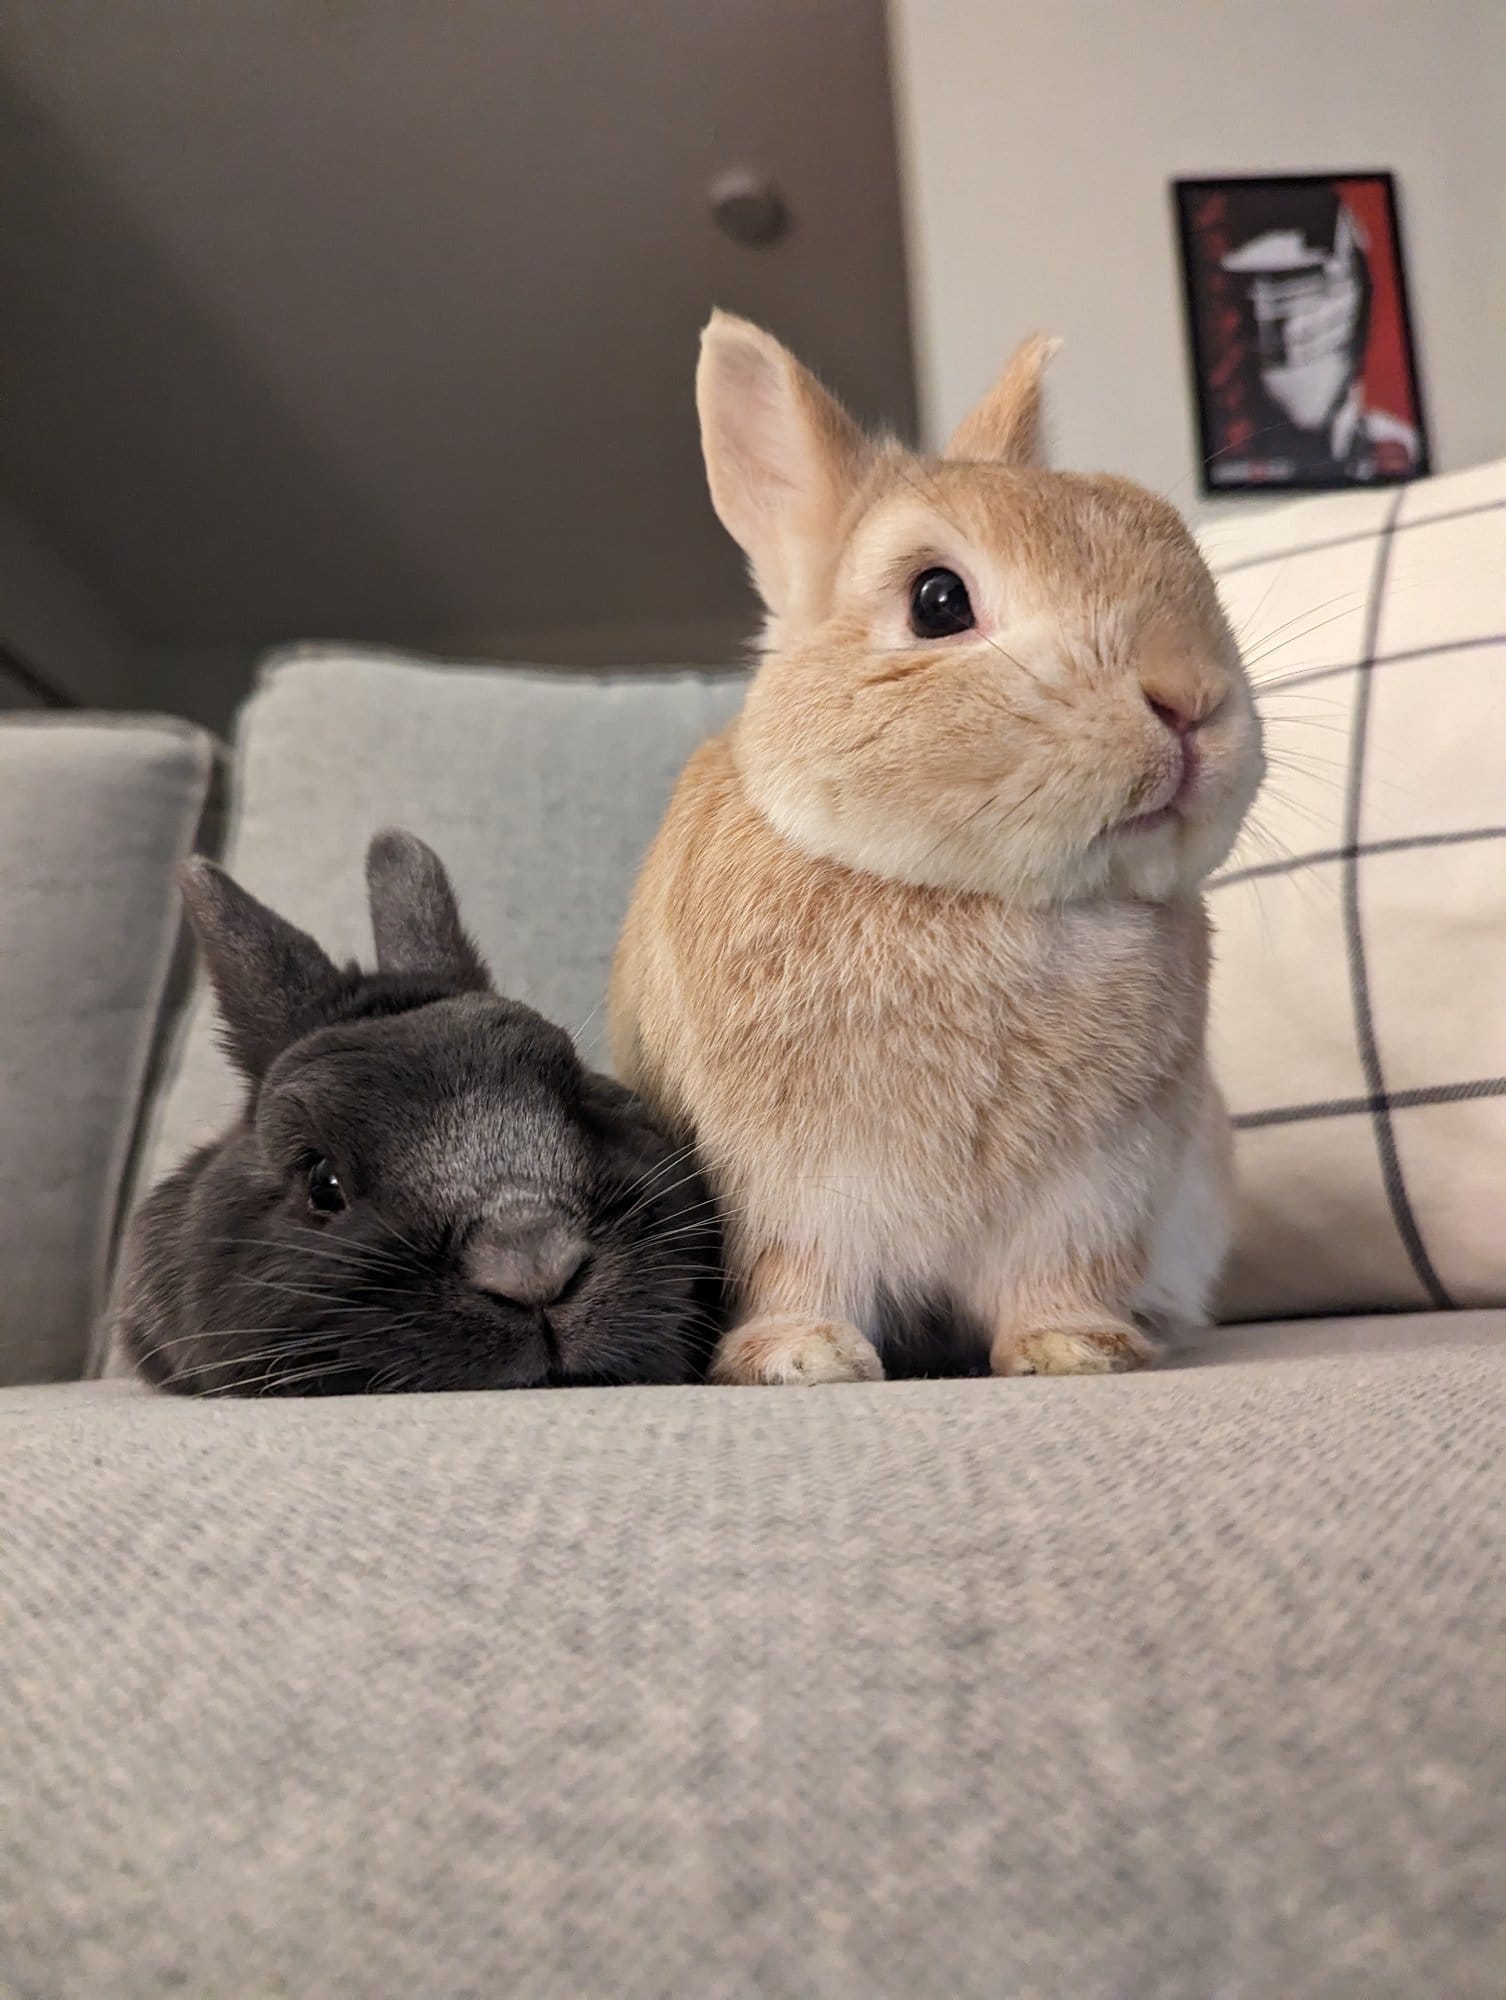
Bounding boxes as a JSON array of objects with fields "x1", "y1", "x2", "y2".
[
  {"x1": 365, "y1": 830, "x2": 491, "y2": 990},
  {"x1": 179, "y1": 860, "x2": 341, "y2": 1079}
]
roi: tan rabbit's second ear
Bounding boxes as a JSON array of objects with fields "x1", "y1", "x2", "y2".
[
  {"x1": 696, "y1": 311, "x2": 870, "y2": 616},
  {"x1": 945, "y1": 333, "x2": 1061, "y2": 467}
]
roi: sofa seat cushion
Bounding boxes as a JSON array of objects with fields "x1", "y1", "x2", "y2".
[{"x1": 4, "y1": 1313, "x2": 1502, "y2": 1998}]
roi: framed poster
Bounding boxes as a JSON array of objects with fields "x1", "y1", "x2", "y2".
[{"x1": 1173, "y1": 172, "x2": 1429, "y2": 494}]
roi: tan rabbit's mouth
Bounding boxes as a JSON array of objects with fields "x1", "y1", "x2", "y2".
[{"x1": 1111, "y1": 731, "x2": 1202, "y2": 836}]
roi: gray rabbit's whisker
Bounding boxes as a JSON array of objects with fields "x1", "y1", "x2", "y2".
[
  {"x1": 344, "y1": 1309, "x2": 427, "y2": 1337},
  {"x1": 168, "y1": 1343, "x2": 320, "y2": 1385},
  {"x1": 637, "y1": 1249, "x2": 724, "y2": 1279},
  {"x1": 238, "y1": 1278, "x2": 353, "y2": 1307},
  {"x1": 615, "y1": 1166, "x2": 718, "y2": 1228},
  {"x1": 191, "y1": 1320, "x2": 414, "y2": 1394},
  {"x1": 644, "y1": 1225, "x2": 720, "y2": 1253},
  {"x1": 204, "y1": 1365, "x2": 293, "y2": 1398},
  {"x1": 643, "y1": 1223, "x2": 723, "y2": 1254},
  {"x1": 571, "y1": 997, "x2": 605, "y2": 1043},
  {"x1": 636, "y1": 1184, "x2": 720, "y2": 1216},
  {"x1": 370, "y1": 1210, "x2": 427, "y2": 1260},
  {"x1": 627, "y1": 1138, "x2": 705, "y2": 1189},
  {"x1": 635, "y1": 1172, "x2": 720, "y2": 1211},
  {"x1": 614, "y1": 1145, "x2": 707, "y2": 1219},
  {"x1": 251, "y1": 1360, "x2": 358, "y2": 1397},
  {"x1": 201, "y1": 1234, "x2": 409, "y2": 1274},
  {"x1": 647, "y1": 1266, "x2": 724, "y2": 1290},
  {"x1": 241, "y1": 1275, "x2": 418, "y2": 1307},
  {"x1": 660, "y1": 1192, "x2": 736, "y2": 1220},
  {"x1": 144, "y1": 1323, "x2": 306, "y2": 1357},
  {"x1": 623, "y1": 1138, "x2": 702, "y2": 1187}
]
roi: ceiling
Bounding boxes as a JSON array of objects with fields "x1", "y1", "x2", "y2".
[{"x1": 0, "y1": 0, "x2": 915, "y2": 699}]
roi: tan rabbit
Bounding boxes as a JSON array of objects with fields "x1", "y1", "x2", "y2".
[{"x1": 610, "y1": 314, "x2": 1264, "y2": 1384}]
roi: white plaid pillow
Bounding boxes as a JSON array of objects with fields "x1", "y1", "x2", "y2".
[{"x1": 1204, "y1": 459, "x2": 1506, "y2": 1319}]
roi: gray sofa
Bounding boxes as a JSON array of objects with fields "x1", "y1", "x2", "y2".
[{"x1": 3, "y1": 649, "x2": 1503, "y2": 2000}]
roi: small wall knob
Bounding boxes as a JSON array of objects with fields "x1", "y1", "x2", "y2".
[{"x1": 708, "y1": 171, "x2": 790, "y2": 247}]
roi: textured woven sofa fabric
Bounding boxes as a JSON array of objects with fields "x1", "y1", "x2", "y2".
[
  {"x1": 2, "y1": 1314, "x2": 1503, "y2": 1999},
  {"x1": 0, "y1": 714, "x2": 218, "y2": 1384}
]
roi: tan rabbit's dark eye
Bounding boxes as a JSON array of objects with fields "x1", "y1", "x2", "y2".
[
  {"x1": 910, "y1": 567, "x2": 974, "y2": 638},
  {"x1": 307, "y1": 1156, "x2": 347, "y2": 1215}
]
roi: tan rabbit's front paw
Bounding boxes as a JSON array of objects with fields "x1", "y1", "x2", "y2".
[
  {"x1": 711, "y1": 1313, "x2": 884, "y2": 1386},
  {"x1": 993, "y1": 1318, "x2": 1155, "y2": 1377}
]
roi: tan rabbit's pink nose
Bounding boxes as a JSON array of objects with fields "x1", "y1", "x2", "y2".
[
  {"x1": 1141, "y1": 671, "x2": 1225, "y2": 736},
  {"x1": 466, "y1": 1201, "x2": 589, "y2": 1307}
]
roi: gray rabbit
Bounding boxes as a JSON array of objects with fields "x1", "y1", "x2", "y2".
[{"x1": 113, "y1": 831, "x2": 723, "y2": 1395}]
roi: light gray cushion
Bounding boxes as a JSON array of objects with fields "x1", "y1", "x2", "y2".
[
  {"x1": 138, "y1": 647, "x2": 746, "y2": 1193},
  {"x1": 2, "y1": 1313, "x2": 1502, "y2": 1998},
  {"x1": 0, "y1": 715, "x2": 218, "y2": 1384}
]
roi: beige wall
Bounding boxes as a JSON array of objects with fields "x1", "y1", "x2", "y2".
[{"x1": 889, "y1": 0, "x2": 1506, "y2": 509}]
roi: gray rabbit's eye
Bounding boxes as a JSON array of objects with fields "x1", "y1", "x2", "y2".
[
  {"x1": 910, "y1": 566, "x2": 974, "y2": 639},
  {"x1": 307, "y1": 1156, "x2": 347, "y2": 1216}
]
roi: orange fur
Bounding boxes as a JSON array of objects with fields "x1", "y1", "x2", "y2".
[{"x1": 610, "y1": 315, "x2": 1263, "y2": 1384}]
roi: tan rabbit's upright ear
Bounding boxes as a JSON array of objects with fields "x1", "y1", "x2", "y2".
[
  {"x1": 944, "y1": 333, "x2": 1060, "y2": 467},
  {"x1": 696, "y1": 311, "x2": 870, "y2": 616}
]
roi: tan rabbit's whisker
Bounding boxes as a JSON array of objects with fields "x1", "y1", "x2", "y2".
[{"x1": 1239, "y1": 585, "x2": 1369, "y2": 663}]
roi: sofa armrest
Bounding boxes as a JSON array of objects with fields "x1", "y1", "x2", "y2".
[{"x1": 0, "y1": 714, "x2": 220, "y2": 1384}]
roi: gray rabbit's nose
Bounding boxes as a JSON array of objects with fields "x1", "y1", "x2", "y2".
[{"x1": 465, "y1": 1200, "x2": 589, "y2": 1307}]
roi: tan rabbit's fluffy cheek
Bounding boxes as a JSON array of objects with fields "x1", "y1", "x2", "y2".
[{"x1": 737, "y1": 631, "x2": 1179, "y2": 904}]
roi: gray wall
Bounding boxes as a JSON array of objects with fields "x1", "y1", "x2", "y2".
[
  {"x1": 0, "y1": 1, "x2": 915, "y2": 723},
  {"x1": 0, "y1": 495, "x2": 133, "y2": 706}
]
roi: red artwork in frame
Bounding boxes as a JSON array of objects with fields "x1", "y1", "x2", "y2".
[{"x1": 1173, "y1": 173, "x2": 1430, "y2": 494}]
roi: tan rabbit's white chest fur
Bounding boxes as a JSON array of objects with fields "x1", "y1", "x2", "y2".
[{"x1": 611, "y1": 316, "x2": 1262, "y2": 1383}]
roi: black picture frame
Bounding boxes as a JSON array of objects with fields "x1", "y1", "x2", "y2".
[{"x1": 1172, "y1": 172, "x2": 1430, "y2": 496}]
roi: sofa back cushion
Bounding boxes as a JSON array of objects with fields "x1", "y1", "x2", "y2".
[
  {"x1": 135, "y1": 655, "x2": 747, "y2": 1206},
  {"x1": 0, "y1": 715, "x2": 218, "y2": 1383}
]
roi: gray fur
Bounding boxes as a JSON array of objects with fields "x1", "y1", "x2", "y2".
[
  {"x1": 366, "y1": 829, "x2": 490, "y2": 989},
  {"x1": 112, "y1": 832, "x2": 723, "y2": 1395}
]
